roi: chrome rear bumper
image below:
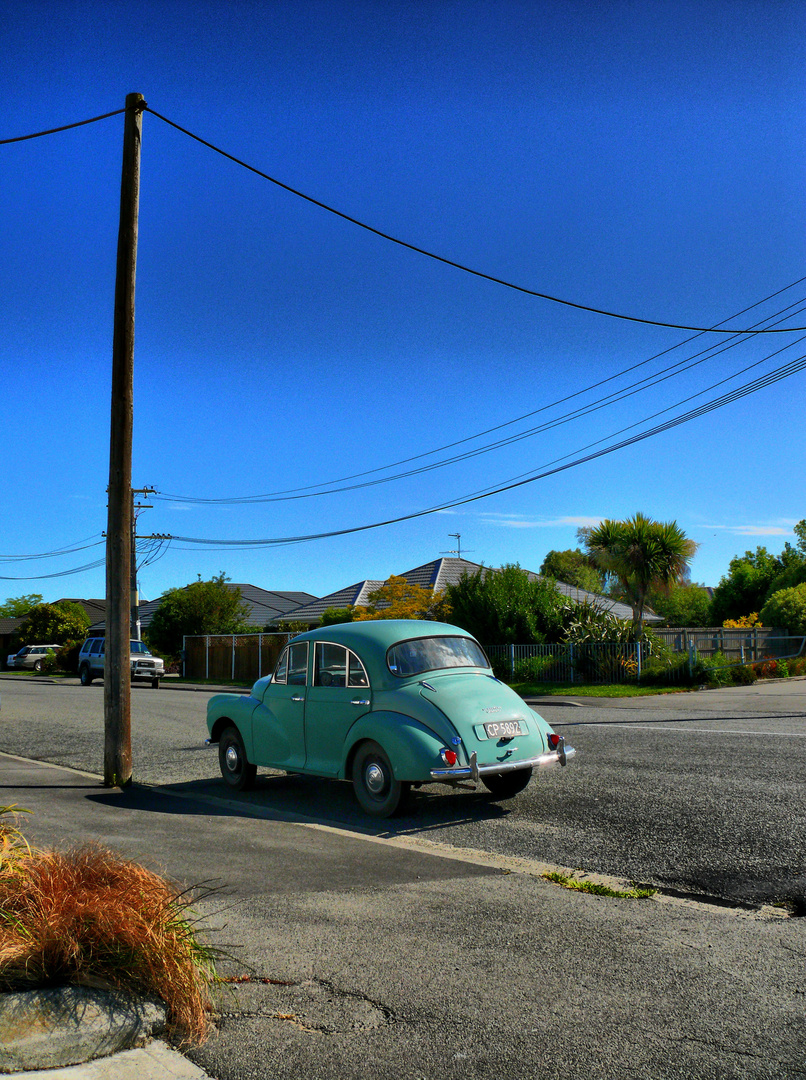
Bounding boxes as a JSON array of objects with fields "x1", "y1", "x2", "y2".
[{"x1": 430, "y1": 736, "x2": 576, "y2": 781}]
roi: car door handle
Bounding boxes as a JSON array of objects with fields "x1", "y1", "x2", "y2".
[
  {"x1": 291, "y1": 695, "x2": 304, "y2": 702},
  {"x1": 351, "y1": 699, "x2": 370, "y2": 706}
]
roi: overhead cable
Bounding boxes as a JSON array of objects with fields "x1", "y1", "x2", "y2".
[
  {"x1": 168, "y1": 350, "x2": 806, "y2": 550},
  {"x1": 145, "y1": 107, "x2": 806, "y2": 335}
]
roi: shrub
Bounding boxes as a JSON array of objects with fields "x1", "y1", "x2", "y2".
[
  {"x1": 0, "y1": 812, "x2": 216, "y2": 1044},
  {"x1": 56, "y1": 640, "x2": 82, "y2": 674},
  {"x1": 640, "y1": 652, "x2": 694, "y2": 686},
  {"x1": 512, "y1": 655, "x2": 562, "y2": 683},
  {"x1": 788, "y1": 657, "x2": 806, "y2": 677},
  {"x1": 730, "y1": 664, "x2": 758, "y2": 685},
  {"x1": 760, "y1": 583, "x2": 806, "y2": 636}
]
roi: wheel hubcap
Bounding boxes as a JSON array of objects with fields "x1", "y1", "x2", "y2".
[
  {"x1": 365, "y1": 762, "x2": 385, "y2": 794},
  {"x1": 225, "y1": 745, "x2": 240, "y2": 772}
]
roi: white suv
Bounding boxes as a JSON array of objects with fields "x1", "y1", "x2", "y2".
[{"x1": 78, "y1": 638, "x2": 164, "y2": 688}]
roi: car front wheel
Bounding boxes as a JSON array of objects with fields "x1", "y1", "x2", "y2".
[
  {"x1": 351, "y1": 740, "x2": 409, "y2": 818},
  {"x1": 482, "y1": 768, "x2": 533, "y2": 800},
  {"x1": 218, "y1": 725, "x2": 257, "y2": 792}
]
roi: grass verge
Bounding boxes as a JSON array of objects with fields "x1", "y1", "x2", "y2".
[
  {"x1": 543, "y1": 870, "x2": 657, "y2": 899},
  {"x1": 509, "y1": 680, "x2": 690, "y2": 698},
  {"x1": 0, "y1": 807, "x2": 217, "y2": 1045}
]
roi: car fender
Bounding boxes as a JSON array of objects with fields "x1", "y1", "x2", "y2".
[
  {"x1": 207, "y1": 693, "x2": 259, "y2": 756},
  {"x1": 341, "y1": 711, "x2": 453, "y2": 783}
]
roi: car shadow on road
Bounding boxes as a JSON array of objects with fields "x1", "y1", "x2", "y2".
[{"x1": 85, "y1": 770, "x2": 511, "y2": 839}]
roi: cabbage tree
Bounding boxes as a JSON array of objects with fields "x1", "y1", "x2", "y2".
[{"x1": 579, "y1": 513, "x2": 697, "y2": 639}]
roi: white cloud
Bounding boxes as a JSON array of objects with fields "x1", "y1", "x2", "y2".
[
  {"x1": 705, "y1": 524, "x2": 794, "y2": 537},
  {"x1": 479, "y1": 513, "x2": 603, "y2": 530}
]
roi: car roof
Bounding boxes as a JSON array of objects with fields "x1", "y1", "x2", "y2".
[{"x1": 290, "y1": 620, "x2": 480, "y2": 679}]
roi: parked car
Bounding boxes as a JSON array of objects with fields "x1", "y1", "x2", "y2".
[
  {"x1": 206, "y1": 620, "x2": 576, "y2": 817},
  {"x1": 77, "y1": 638, "x2": 165, "y2": 688},
  {"x1": 8, "y1": 645, "x2": 60, "y2": 672}
]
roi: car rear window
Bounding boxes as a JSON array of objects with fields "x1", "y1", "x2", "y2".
[{"x1": 387, "y1": 635, "x2": 489, "y2": 677}]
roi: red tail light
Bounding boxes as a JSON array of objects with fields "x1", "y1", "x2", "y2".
[
  {"x1": 440, "y1": 749, "x2": 458, "y2": 766},
  {"x1": 547, "y1": 733, "x2": 560, "y2": 749}
]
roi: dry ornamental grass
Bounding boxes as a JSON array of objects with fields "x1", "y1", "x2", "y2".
[{"x1": 0, "y1": 808, "x2": 216, "y2": 1044}]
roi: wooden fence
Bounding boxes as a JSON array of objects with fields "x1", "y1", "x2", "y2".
[{"x1": 183, "y1": 633, "x2": 293, "y2": 683}]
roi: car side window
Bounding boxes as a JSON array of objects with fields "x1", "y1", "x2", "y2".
[
  {"x1": 348, "y1": 652, "x2": 369, "y2": 687},
  {"x1": 314, "y1": 643, "x2": 347, "y2": 687},
  {"x1": 287, "y1": 642, "x2": 308, "y2": 686},
  {"x1": 90, "y1": 640, "x2": 103, "y2": 655},
  {"x1": 273, "y1": 649, "x2": 289, "y2": 684}
]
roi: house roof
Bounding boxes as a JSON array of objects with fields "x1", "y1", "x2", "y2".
[
  {"x1": 277, "y1": 556, "x2": 661, "y2": 627},
  {"x1": 87, "y1": 584, "x2": 318, "y2": 633},
  {"x1": 275, "y1": 580, "x2": 385, "y2": 624}
]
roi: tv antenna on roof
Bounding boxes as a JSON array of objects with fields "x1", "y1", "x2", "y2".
[{"x1": 441, "y1": 533, "x2": 474, "y2": 560}]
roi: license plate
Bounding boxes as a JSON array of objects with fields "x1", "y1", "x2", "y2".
[{"x1": 483, "y1": 720, "x2": 524, "y2": 739}]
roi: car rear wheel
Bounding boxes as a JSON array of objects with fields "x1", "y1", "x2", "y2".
[
  {"x1": 351, "y1": 740, "x2": 409, "y2": 818},
  {"x1": 482, "y1": 768, "x2": 533, "y2": 799},
  {"x1": 79, "y1": 666, "x2": 93, "y2": 686},
  {"x1": 218, "y1": 725, "x2": 257, "y2": 792}
]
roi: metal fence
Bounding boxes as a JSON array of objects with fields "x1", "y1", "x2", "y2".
[
  {"x1": 183, "y1": 633, "x2": 294, "y2": 683},
  {"x1": 183, "y1": 631, "x2": 805, "y2": 687},
  {"x1": 484, "y1": 637, "x2": 805, "y2": 684}
]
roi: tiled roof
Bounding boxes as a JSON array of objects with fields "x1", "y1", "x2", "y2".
[
  {"x1": 88, "y1": 584, "x2": 319, "y2": 633},
  {"x1": 278, "y1": 557, "x2": 661, "y2": 627},
  {"x1": 276, "y1": 581, "x2": 385, "y2": 624},
  {"x1": 0, "y1": 617, "x2": 24, "y2": 636}
]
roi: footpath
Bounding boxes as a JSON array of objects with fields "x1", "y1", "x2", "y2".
[{"x1": 0, "y1": 747, "x2": 803, "y2": 1079}]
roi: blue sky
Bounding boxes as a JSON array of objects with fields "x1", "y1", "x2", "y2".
[{"x1": 2, "y1": 0, "x2": 805, "y2": 606}]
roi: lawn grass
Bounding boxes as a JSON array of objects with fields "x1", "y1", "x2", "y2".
[{"x1": 509, "y1": 680, "x2": 691, "y2": 698}]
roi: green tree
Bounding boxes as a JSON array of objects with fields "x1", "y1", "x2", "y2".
[
  {"x1": 319, "y1": 607, "x2": 355, "y2": 627},
  {"x1": 352, "y1": 576, "x2": 449, "y2": 621},
  {"x1": 146, "y1": 574, "x2": 250, "y2": 657},
  {"x1": 539, "y1": 549, "x2": 604, "y2": 593},
  {"x1": 579, "y1": 513, "x2": 697, "y2": 639},
  {"x1": 644, "y1": 582, "x2": 712, "y2": 627},
  {"x1": 760, "y1": 584, "x2": 806, "y2": 635},
  {"x1": 709, "y1": 547, "x2": 783, "y2": 624},
  {"x1": 16, "y1": 603, "x2": 90, "y2": 646},
  {"x1": 0, "y1": 594, "x2": 44, "y2": 618},
  {"x1": 445, "y1": 564, "x2": 567, "y2": 646}
]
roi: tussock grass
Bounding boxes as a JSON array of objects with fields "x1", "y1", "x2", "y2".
[{"x1": 0, "y1": 809, "x2": 216, "y2": 1044}]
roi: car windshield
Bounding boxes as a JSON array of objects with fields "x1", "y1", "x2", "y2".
[{"x1": 387, "y1": 635, "x2": 489, "y2": 677}]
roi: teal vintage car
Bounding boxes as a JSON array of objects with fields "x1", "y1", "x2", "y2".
[{"x1": 206, "y1": 620, "x2": 576, "y2": 817}]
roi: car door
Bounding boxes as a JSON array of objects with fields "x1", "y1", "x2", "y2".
[
  {"x1": 250, "y1": 641, "x2": 309, "y2": 770},
  {"x1": 303, "y1": 643, "x2": 371, "y2": 777}
]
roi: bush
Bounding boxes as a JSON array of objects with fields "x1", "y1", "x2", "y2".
[
  {"x1": 730, "y1": 664, "x2": 758, "y2": 685},
  {"x1": 56, "y1": 640, "x2": 82, "y2": 675},
  {"x1": 512, "y1": 655, "x2": 562, "y2": 683},
  {"x1": 39, "y1": 650, "x2": 58, "y2": 674},
  {"x1": 760, "y1": 583, "x2": 806, "y2": 635},
  {"x1": 0, "y1": 810, "x2": 216, "y2": 1044},
  {"x1": 640, "y1": 652, "x2": 694, "y2": 686}
]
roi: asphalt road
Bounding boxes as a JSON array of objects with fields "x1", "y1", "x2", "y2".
[{"x1": 1, "y1": 675, "x2": 804, "y2": 908}]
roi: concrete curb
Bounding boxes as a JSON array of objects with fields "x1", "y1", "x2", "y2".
[{"x1": 0, "y1": 986, "x2": 166, "y2": 1073}]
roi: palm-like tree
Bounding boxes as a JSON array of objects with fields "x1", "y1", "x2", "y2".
[{"x1": 579, "y1": 513, "x2": 698, "y2": 639}]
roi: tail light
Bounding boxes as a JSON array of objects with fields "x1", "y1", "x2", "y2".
[
  {"x1": 547, "y1": 733, "x2": 560, "y2": 749},
  {"x1": 440, "y1": 749, "x2": 458, "y2": 766}
]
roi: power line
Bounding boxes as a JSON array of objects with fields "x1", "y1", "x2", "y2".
[
  {"x1": 145, "y1": 106, "x2": 806, "y2": 336},
  {"x1": 154, "y1": 281, "x2": 806, "y2": 507},
  {"x1": 168, "y1": 350, "x2": 806, "y2": 550},
  {"x1": 0, "y1": 536, "x2": 105, "y2": 562},
  {"x1": 0, "y1": 108, "x2": 126, "y2": 145}
]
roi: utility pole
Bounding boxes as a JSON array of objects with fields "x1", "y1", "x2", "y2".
[
  {"x1": 105, "y1": 92, "x2": 145, "y2": 789},
  {"x1": 131, "y1": 486, "x2": 156, "y2": 641}
]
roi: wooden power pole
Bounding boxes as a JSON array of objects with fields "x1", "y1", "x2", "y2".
[{"x1": 105, "y1": 92, "x2": 145, "y2": 788}]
